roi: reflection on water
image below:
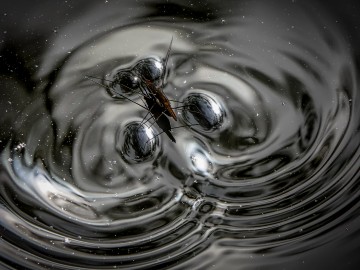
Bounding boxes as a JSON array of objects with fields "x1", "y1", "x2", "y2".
[{"x1": 1, "y1": 0, "x2": 360, "y2": 269}]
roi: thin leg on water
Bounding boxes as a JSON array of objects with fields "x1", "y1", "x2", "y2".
[
  {"x1": 85, "y1": 76, "x2": 148, "y2": 110},
  {"x1": 144, "y1": 123, "x2": 200, "y2": 146}
]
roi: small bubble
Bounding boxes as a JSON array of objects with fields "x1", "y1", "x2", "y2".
[{"x1": 14, "y1": 142, "x2": 26, "y2": 152}]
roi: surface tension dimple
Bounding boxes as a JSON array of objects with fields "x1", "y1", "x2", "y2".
[
  {"x1": 182, "y1": 93, "x2": 224, "y2": 131},
  {"x1": 119, "y1": 122, "x2": 158, "y2": 163}
]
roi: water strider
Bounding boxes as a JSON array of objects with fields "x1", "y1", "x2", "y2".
[
  {"x1": 133, "y1": 37, "x2": 178, "y2": 121},
  {"x1": 86, "y1": 37, "x2": 204, "y2": 146}
]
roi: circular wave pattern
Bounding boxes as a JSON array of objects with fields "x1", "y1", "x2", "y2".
[{"x1": 0, "y1": 2, "x2": 359, "y2": 269}]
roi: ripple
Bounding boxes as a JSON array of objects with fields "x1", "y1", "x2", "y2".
[{"x1": 1, "y1": 1, "x2": 359, "y2": 269}]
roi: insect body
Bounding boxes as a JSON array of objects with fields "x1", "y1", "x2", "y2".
[
  {"x1": 141, "y1": 76, "x2": 177, "y2": 121},
  {"x1": 143, "y1": 95, "x2": 176, "y2": 142}
]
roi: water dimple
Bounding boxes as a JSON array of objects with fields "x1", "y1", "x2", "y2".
[
  {"x1": 108, "y1": 70, "x2": 140, "y2": 96},
  {"x1": 182, "y1": 92, "x2": 224, "y2": 131},
  {"x1": 133, "y1": 58, "x2": 165, "y2": 88},
  {"x1": 117, "y1": 122, "x2": 158, "y2": 163}
]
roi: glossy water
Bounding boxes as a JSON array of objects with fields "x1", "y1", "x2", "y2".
[{"x1": 1, "y1": 1, "x2": 360, "y2": 269}]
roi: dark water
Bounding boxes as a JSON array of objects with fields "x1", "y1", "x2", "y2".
[{"x1": 1, "y1": 0, "x2": 360, "y2": 269}]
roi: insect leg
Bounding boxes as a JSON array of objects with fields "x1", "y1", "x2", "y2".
[
  {"x1": 144, "y1": 123, "x2": 200, "y2": 146},
  {"x1": 85, "y1": 76, "x2": 149, "y2": 110},
  {"x1": 172, "y1": 105, "x2": 203, "y2": 117}
]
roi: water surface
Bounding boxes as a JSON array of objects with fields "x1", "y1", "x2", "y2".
[{"x1": 0, "y1": 1, "x2": 360, "y2": 269}]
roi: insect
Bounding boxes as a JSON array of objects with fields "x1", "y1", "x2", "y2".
[
  {"x1": 86, "y1": 38, "x2": 199, "y2": 145},
  {"x1": 132, "y1": 37, "x2": 177, "y2": 121}
]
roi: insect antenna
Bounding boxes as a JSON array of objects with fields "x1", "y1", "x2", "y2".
[{"x1": 161, "y1": 36, "x2": 173, "y2": 88}]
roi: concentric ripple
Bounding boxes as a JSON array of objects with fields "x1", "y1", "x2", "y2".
[{"x1": 0, "y1": 1, "x2": 359, "y2": 269}]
